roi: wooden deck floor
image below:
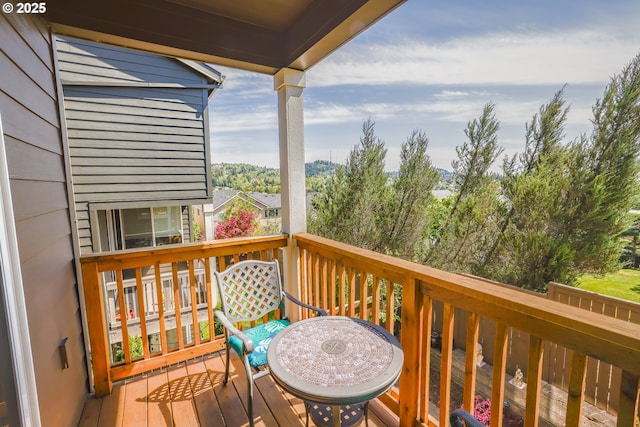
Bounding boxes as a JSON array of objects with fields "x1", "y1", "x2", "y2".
[{"x1": 78, "y1": 351, "x2": 399, "y2": 427}]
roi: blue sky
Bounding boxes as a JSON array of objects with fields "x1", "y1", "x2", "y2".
[{"x1": 208, "y1": 0, "x2": 640, "y2": 172}]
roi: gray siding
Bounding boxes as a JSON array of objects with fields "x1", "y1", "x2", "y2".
[
  {"x1": 56, "y1": 37, "x2": 207, "y2": 86},
  {"x1": 0, "y1": 14, "x2": 86, "y2": 427},
  {"x1": 182, "y1": 205, "x2": 192, "y2": 243},
  {"x1": 56, "y1": 37, "x2": 213, "y2": 253}
]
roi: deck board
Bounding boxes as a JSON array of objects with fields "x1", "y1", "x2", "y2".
[
  {"x1": 122, "y1": 374, "x2": 148, "y2": 426},
  {"x1": 225, "y1": 351, "x2": 279, "y2": 427},
  {"x1": 97, "y1": 382, "x2": 124, "y2": 427},
  {"x1": 184, "y1": 358, "x2": 225, "y2": 426},
  {"x1": 78, "y1": 395, "x2": 101, "y2": 427},
  {"x1": 167, "y1": 364, "x2": 200, "y2": 427},
  {"x1": 203, "y1": 352, "x2": 251, "y2": 426},
  {"x1": 80, "y1": 351, "x2": 398, "y2": 426},
  {"x1": 255, "y1": 376, "x2": 305, "y2": 426}
]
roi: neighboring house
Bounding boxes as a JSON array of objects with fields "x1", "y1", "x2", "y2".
[
  {"x1": 205, "y1": 189, "x2": 316, "y2": 238},
  {"x1": 206, "y1": 189, "x2": 281, "y2": 238},
  {"x1": 56, "y1": 36, "x2": 222, "y2": 254}
]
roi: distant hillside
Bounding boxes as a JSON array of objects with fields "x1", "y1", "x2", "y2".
[
  {"x1": 212, "y1": 161, "x2": 454, "y2": 192},
  {"x1": 436, "y1": 168, "x2": 456, "y2": 190},
  {"x1": 211, "y1": 163, "x2": 280, "y2": 193},
  {"x1": 211, "y1": 161, "x2": 339, "y2": 193},
  {"x1": 305, "y1": 160, "x2": 337, "y2": 176}
]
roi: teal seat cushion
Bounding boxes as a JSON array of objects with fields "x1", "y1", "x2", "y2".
[{"x1": 228, "y1": 319, "x2": 291, "y2": 367}]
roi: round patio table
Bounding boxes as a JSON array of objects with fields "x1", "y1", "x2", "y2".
[{"x1": 267, "y1": 316, "x2": 403, "y2": 427}]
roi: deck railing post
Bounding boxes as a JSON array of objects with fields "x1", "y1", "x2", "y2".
[
  {"x1": 80, "y1": 259, "x2": 112, "y2": 396},
  {"x1": 398, "y1": 278, "x2": 422, "y2": 426},
  {"x1": 616, "y1": 370, "x2": 639, "y2": 427},
  {"x1": 275, "y1": 68, "x2": 306, "y2": 322}
]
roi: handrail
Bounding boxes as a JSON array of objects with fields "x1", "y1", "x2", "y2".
[
  {"x1": 294, "y1": 232, "x2": 640, "y2": 427},
  {"x1": 80, "y1": 234, "x2": 288, "y2": 396}
]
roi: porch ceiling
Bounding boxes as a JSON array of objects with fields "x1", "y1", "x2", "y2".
[{"x1": 46, "y1": 0, "x2": 407, "y2": 74}]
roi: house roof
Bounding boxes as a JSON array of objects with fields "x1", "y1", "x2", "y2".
[
  {"x1": 211, "y1": 188, "x2": 241, "y2": 210},
  {"x1": 247, "y1": 192, "x2": 281, "y2": 209},
  {"x1": 212, "y1": 190, "x2": 319, "y2": 212},
  {"x1": 177, "y1": 59, "x2": 225, "y2": 88},
  {"x1": 57, "y1": 36, "x2": 223, "y2": 94},
  {"x1": 45, "y1": 0, "x2": 407, "y2": 75}
]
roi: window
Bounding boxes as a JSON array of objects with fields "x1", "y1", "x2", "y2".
[
  {"x1": 265, "y1": 208, "x2": 280, "y2": 218},
  {"x1": 152, "y1": 206, "x2": 182, "y2": 246},
  {"x1": 101, "y1": 206, "x2": 184, "y2": 251},
  {"x1": 122, "y1": 208, "x2": 153, "y2": 248}
]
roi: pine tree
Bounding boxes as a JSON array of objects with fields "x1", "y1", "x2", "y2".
[
  {"x1": 308, "y1": 119, "x2": 388, "y2": 250},
  {"x1": 566, "y1": 52, "x2": 640, "y2": 276},
  {"x1": 479, "y1": 53, "x2": 640, "y2": 290},
  {"x1": 475, "y1": 90, "x2": 571, "y2": 289},
  {"x1": 382, "y1": 130, "x2": 439, "y2": 257},
  {"x1": 426, "y1": 103, "x2": 503, "y2": 271}
]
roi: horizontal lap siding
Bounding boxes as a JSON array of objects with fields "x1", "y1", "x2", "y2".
[
  {"x1": 57, "y1": 37, "x2": 204, "y2": 85},
  {"x1": 0, "y1": 14, "x2": 86, "y2": 427},
  {"x1": 57, "y1": 38, "x2": 211, "y2": 253}
]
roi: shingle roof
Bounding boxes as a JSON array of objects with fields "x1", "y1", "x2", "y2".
[
  {"x1": 247, "y1": 192, "x2": 281, "y2": 209},
  {"x1": 212, "y1": 190, "x2": 317, "y2": 211},
  {"x1": 212, "y1": 189, "x2": 241, "y2": 210}
]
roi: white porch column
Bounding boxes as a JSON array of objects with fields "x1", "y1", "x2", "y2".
[{"x1": 274, "y1": 68, "x2": 306, "y2": 316}]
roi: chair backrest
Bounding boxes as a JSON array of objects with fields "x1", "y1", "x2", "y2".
[{"x1": 214, "y1": 260, "x2": 284, "y2": 324}]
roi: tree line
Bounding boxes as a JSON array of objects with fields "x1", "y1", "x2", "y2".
[
  {"x1": 308, "y1": 53, "x2": 640, "y2": 292},
  {"x1": 212, "y1": 161, "x2": 338, "y2": 193}
]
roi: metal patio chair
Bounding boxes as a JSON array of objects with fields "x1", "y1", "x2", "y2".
[
  {"x1": 214, "y1": 259, "x2": 326, "y2": 427},
  {"x1": 450, "y1": 408, "x2": 486, "y2": 427}
]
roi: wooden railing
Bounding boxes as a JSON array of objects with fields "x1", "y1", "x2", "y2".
[
  {"x1": 80, "y1": 234, "x2": 288, "y2": 396},
  {"x1": 294, "y1": 233, "x2": 640, "y2": 427}
]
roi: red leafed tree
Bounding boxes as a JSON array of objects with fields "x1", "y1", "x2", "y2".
[{"x1": 215, "y1": 209, "x2": 256, "y2": 239}]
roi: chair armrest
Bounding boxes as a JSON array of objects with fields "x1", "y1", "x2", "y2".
[
  {"x1": 449, "y1": 409, "x2": 485, "y2": 427},
  {"x1": 214, "y1": 310, "x2": 254, "y2": 353},
  {"x1": 283, "y1": 291, "x2": 328, "y2": 316}
]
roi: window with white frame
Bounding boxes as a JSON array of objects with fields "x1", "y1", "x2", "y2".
[{"x1": 103, "y1": 206, "x2": 183, "y2": 251}]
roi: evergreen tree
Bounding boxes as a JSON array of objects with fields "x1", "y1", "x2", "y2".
[
  {"x1": 480, "y1": 53, "x2": 640, "y2": 290},
  {"x1": 382, "y1": 130, "x2": 439, "y2": 257},
  {"x1": 308, "y1": 119, "x2": 388, "y2": 251},
  {"x1": 476, "y1": 90, "x2": 572, "y2": 289},
  {"x1": 426, "y1": 103, "x2": 503, "y2": 271},
  {"x1": 565, "y1": 52, "x2": 640, "y2": 275}
]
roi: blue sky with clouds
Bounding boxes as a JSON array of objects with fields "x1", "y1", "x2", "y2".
[{"x1": 208, "y1": 0, "x2": 640, "y2": 171}]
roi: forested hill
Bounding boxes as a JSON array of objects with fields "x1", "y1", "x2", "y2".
[
  {"x1": 211, "y1": 160, "x2": 337, "y2": 193},
  {"x1": 211, "y1": 161, "x2": 454, "y2": 193}
]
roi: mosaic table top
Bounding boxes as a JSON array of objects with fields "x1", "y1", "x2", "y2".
[{"x1": 267, "y1": 316, "x2": 404, "y2": 405}]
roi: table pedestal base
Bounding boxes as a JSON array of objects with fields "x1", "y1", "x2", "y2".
[{"x1": 304, "y1": 401, "x2": 369, "y2": 427}]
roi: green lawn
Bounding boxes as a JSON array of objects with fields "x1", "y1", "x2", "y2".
[{"x1": 576, "y1": 269, "x2": 640, "y2": 303}]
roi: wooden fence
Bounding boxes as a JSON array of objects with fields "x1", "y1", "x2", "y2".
[
  {"x1": 432, "y1": 279, "x2": 640, "y2": 416},
  {"x1": 545, "y1": 281, "x2": 640, "y2": 414}
]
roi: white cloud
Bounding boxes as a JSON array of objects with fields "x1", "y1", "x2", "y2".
[
  {"x1": 308, "y1": 29, "x2": 640, "y2": 87},
  {"x1": 304, "y1": 97, "x2": 577, "y2": 128},
  {"x1": 434, "y1": 90, "x2": 490, "y2": 99},
  {"x1": 208, "y1": 19, "x2": 632, "y2": 171},
  {"x1": 210, "y1": 105, "x2": 277, "y2": 133},
  {"x1": 214, "y1": 65, "x2": 274, "y2": 99}
]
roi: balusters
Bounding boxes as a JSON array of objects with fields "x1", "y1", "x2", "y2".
[
  {"x1": 526, "y1": 335, "x2": 545, "y2": 427},
  {"x1": 490, "y1": 322, "x2": 509, "y2": 426},
  {"x1": 135, "y1": 268, "x2": 149, "y2": 360}
]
